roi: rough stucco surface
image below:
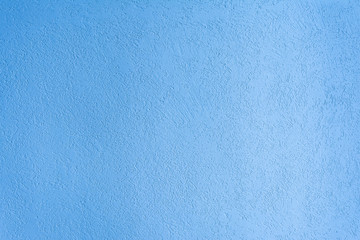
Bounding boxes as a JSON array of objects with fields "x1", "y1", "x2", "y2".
[{"x1": 1, "y1": 0, "x2": 360, "y2": 239}]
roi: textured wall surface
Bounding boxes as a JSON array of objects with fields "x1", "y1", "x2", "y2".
[{"x1": 1, "y1": 1, "x2": 360, "y2": 239}]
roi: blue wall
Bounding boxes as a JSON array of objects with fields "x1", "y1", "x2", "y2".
[{"x1": 1, "y1": 1, "x2": 360, "y2": 239}]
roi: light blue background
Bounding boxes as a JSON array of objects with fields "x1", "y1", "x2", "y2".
[{"x1": 1, "y1": 1, "x2": 360, "y2": 239}]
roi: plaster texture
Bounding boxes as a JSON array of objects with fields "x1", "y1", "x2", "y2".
[{"x1": 1, "y1": 1, "x2": 360, "y2": 239}]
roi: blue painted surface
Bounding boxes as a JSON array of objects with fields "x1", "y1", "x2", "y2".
[{"x1": 1, "y1": 1, "x2": 360, "y2": 239}]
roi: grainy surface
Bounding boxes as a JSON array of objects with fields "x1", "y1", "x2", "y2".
[{"x1": 1, "y1": 0, "x2": 360, "y2": 239}]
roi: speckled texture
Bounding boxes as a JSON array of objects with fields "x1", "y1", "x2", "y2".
[{"x1": 1, "y1": 1, "x2": 360, "y2": 239}]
